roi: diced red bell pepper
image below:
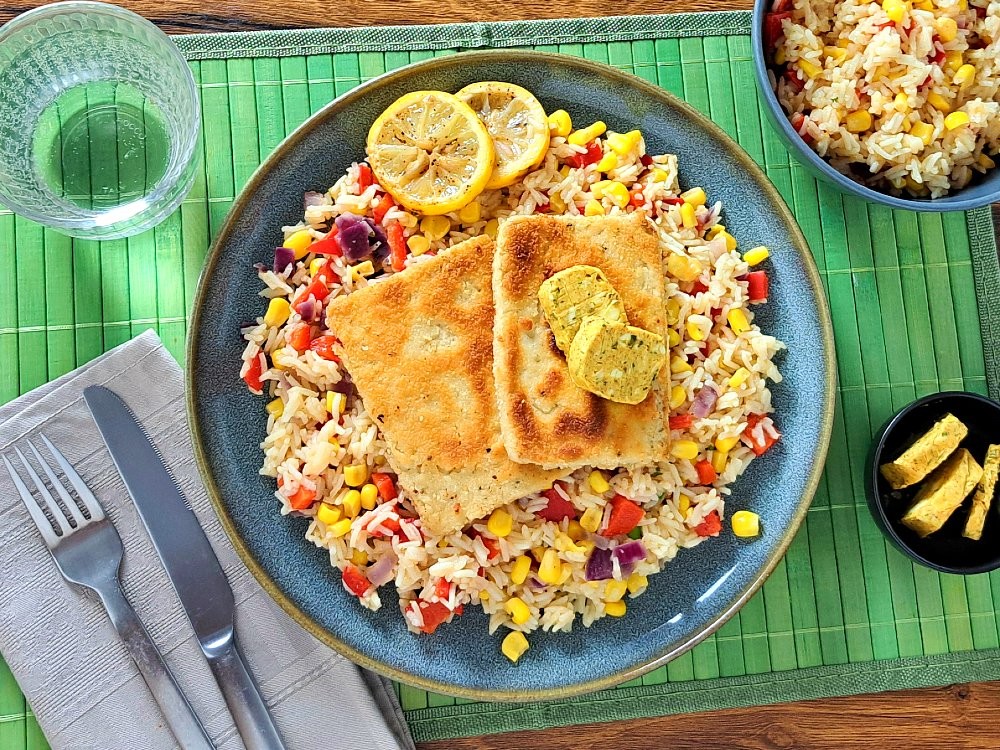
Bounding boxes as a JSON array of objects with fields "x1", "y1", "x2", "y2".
[
  {"x1": 746, "y1": 271, "x2": 769, "y2": 303},
  {"x1": 287, "y1": 485, "x2": 316, "y2": 510},
  {"x1": 479, "y1": 534, "x2": 501, "y2": 560},
  {"x1": 629, "y1": 188, "x2": 646, "y2": 208},
  {"x1": 417, "y1": 600, "x2": 452, "y2": 634},
  {"x1": 534, "y1": 200, "x2": 552, "y2": 214},
  {"x1": 287, "y1": 325, "x2": 313, "y2": 353},
  {"x1": 356, "y1": 163, "x2": 374, "y2": 193},
  {"x1": 370, "y1": 515, "x2": 402, "y2": 539},
  {"x1": 309, "y1": 335, "x2": 341, "y2": 362},
  {"x1": 663, "y1": 196, "x2": 685, "y2": 205},
  {"x1": 342, "y1": 564, "x2": 372, "y2": 597},
  {"x1": 764, "y1": 11, "x2": 791, "y2": 50},
  {"x1": 373, "y1": 193, "x2": 396, "y2": 225},
  {"x1": 640, "y1": 154, "x2": 653, "y2": 166},
  {"x1": 744, "y1": 413, "x2": 781, "y2": 456},
  {"x1": 434, "y1": 578, "x2": 451, "y2": 600},
  {"x1": 690, "y1": 280, "x2": 709, "y2": 294},
  {"x1": 789, "y1": 112, "x2": 814, "y2": 144},
  {"x1": 242, "y1": 353, "x2": 264, "y2": 394},
  {"x1": 309, "y1": 229, "x2": 342, "y2": 257},
  {"x1": 931, "y1": 46, "x2": 946, "y2": 66},
  {"x1": 537, "y1": 484, "x2": 577, "y2": 522},
  {"x1": 564, "y1": 140, "x2": 603, "y2": 168},
  {"x1": 293, "y1": 277, "x2": 331, "y2": 306},
  {"x1": 669, "y1": 414, "x2": 694, "y2": 431},
  {"x1": 771, "y1": 0, "x2": 792, "y2": 11},
  {"x1": 371, "y1": 472, "x2": 398, "y2": 501},
  {"x1": 695, "y1": 460, "x2": 718, "y2": 485},
  {"x1": 601, "y1": 494, "x2": 645, "y2": 537},
  {"x1": 784, "y1": 68, "x2": 805, "y2": 92},
  {"x1": 387, "y1": 222, "x2": 407, "y2": 273},
  {"x1": 695, "y1": 510, "x2": 722, "y2": 537}
]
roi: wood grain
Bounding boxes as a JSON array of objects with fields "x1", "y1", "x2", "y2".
[
  {"x1": 0, "y1": 0, "x2": 752, "y2": 34},
  {"x1": 417, "y1": 681, "x2": 1000, "y2": 750}
]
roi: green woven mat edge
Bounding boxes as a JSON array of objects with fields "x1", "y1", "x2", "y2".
[{"x1": 967, "y1": 210, "x2": 1000, "y2": 399}]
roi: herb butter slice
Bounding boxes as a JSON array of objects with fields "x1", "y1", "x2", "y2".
[
  {"x1": 538, "y1": 265, "x2": 627, "y2": 353},
  {"x1": 567, "y1": 316, "x2": 666, "y2": 405}
]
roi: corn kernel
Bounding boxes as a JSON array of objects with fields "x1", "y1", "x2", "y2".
[
  {"x1": 732, "y1": 510, "x2": 761, "y2": 538},
  {"x1": 667, "y1": 328, "x2": 681, "y2": 347},
  {"x1": 326, "y1": 391, "x2": 346, "y2": 415},
  {"x1": 344, "y1": 463, "x2": 369, "y2": 487},
  {"x1": 894, "y1": 92, "x2": 909, "y2": 112},
  {"x1": 687, "y1": 319, "x2": 707, "y2": 342},
  {"x1": 671, "y1": 355, "x2": 693, "y2": 374},
  {"x1": 910, "y1": 121, "x2": 935, "y2": 145},
  {"x1": 882, "y1": 0, "x2": 907, "y2": 23},
  {"x1": 716, "y1": 435, "x2": 740, "y2": 453},
  {"x1": 711, "y1": 449, "x2": 728, "y2": 475},
  {"x1": 530, "y1": 547, "x2": 545, "y2": 563},
  {"x1": 420, "y1": 215, "x2": 451, "y2": 242},
  {"x1": 351, "y1": 260, "x2": 375, "y2": 279},
  {"x1": 669, "y1": 384, "x2": 687, "y2": 410},
  {"x1": 567, "y1": 520, "x2": 586, "y2": 542},
  {"x1": 283, "y1": 229, "x2": 313, "y2": 260},
  {"x1": 505, "y1": 597, "x2": 531, "y2": 625},
  {"x1": 580, "y1": 506, "x2": 603, "y2": 533},
  {"x1": 957, "y1": 0, "x2": 968, "y2": 9},
  {"x1": 554, "y1": 532, "x2": 582, "y2": 554},
  {"x1": 743, "y1": 246, "x2": 771, "y2": 266},
  {"x1": 484, "y1": 218, "x2": 499, "y2": 239},
  {"x1": 926, "y1": 91, "x2": 951, "y2": 114},
  {"x1": 595, "y1": 152, "x2": 618, "y2": 172},
  {"x1": 979, "y1": 154, "x2": 996, "y2": 170},
  {"x1": 329, "y1": 518, "x2": 353, "y2": 538},
  {"x1": 549, "y1": 192, "x2": 567, "y2": 213},
  {"x1": 567, "y1": 120, "x2": 607, "y2": 147},
  {"x1": 588, "y1": 470, "x2": 611, "y2": 494},
  {"x1": 604, "y1": 181, "x2": 630, "y2": 208},
  {"x1": 914, "y1": 0, "x2": 933, "y2": 7},
  {"x1": 651, "y1": 168, "x2": 669, "y2": 182},
  {"x1": 705, "y1": 224, "x2": 726, "y2": 241},
  {"x1": 548, "y1": 109, "x2": 572, "y2": 138},
  {"x1": 944, "y1": 50, "x2": 963, "y2": 72},
  {"x1": 798, "y1": 58, "x2": 822, "y2": 80},
  {"x1": 501, "y1": 631, "x2": 530, "y2": 663},
  {"x1": 604, "y1": 579, "x2": 628, "y2": 602},
  {"x1": 824, "y1": 46, "x2": 848, "y2": 64},
  {"x1": 270, "y1": 348, "x2": 288, "y2": 371},
  {"x1": 538, "y1": 549, "x2": 563, "y2": 584},
  {"x1": 605, "y1": 600, "x2": 627, "y2": 617},
  {"x1": 263, "y1": 297, "x2": 291, "y2": 328},
  {"x1": 845, "y1": 110, "x2": 873, "y2": 133},
  {"x1": 728, "y1": 367, "x2": 751, "y2": 389},
  {"x1": 360, "y1": 483, "x2": 379, "y2": 510},
  {"x1": 316, "y1": 503, "x2": 342, "y2": 526},
  {"x1": 679, "y1": 201, "x2": 697, "y2": 229},
  {"x1": 681, "y1": 186, "x2": 707, "y2": 206},
  {"x1": 720, "y1": 231, "x2": 739, "y2": 252},
  {"x1": 479, "y1": 589, "x2": 491, "y2": 601},
  {"x1": 626, "y1": 573, "x2": 648, "y2": 595},
  {"x1": 775, "y1": 46, "x2": 787, "y2": 65},
  {"x1": 510, "y1": 555, "x2": 532, "y2": 585},
  {"x1": 953, "y1": 64, "x2": 975, "y2": 88},
  {"x1": 265, "y1": 398, "x2": 284, "y2": 418},
  {"x1": 584, "y1": 199, "x2": 605, "y2": 217},
  {"x1": 678, "y1": 495, "x2": 691, "y2": 519},
  {"x1": 342, "y1": 489, "x2": 362, "y2": 518},
  {"x1": 487, "y1": 508, "x2": 514, "y2": 538},
  {"x1": 727, "y1": 308, "x2": 750, "y2": 335},
  {"x1": 407, "y1": 234, "x2": 430, "y2": 256},
  {"x1": 577, "y1": 539, "x2": 596, "y2": 554},
  {"x1": 935, "y1": 16, "x2": 958, "y2": 43},
  {"x1": 671, "y1": 440, "x2": 699, "y2": 460},
  {"x1": 944, "y1": 111, "x2": 970, "y2": 131},
  {"x1": 667, "y1": 253, "x2": 702, "y2": 282},
  {"x1": 606, "y1": 130, "x2": 642, "y2": 156},
  {"x1": 309, "y1": 257, "x2": 326, "y2": 277},
  {"x1": 664, "y1": 297, "x2": 681, "y2": 325},
  {"x1": 351, "y1": 548, "x2": 369, "y2": 566},
  {"x1": 458, "y1": 200, "x2": 481, "y2": 224}
]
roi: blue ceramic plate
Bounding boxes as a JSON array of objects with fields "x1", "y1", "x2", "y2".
[{"x1": 187, "y1": 51, "x2": 836, "y2": 701}]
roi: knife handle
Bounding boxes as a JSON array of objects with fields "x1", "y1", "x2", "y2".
[
  {"x1": 207, "y1": 635, "x2": 287, "y2": 750},
  {"x1": 96, "y1": 581, "x2": 215, "y2": 750}
]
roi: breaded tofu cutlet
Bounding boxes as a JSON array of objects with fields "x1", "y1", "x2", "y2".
[
  {"x1": 326, "y1": 236, "x2": 565, "y2": 537},
  {"x1": 492, "y1": 213, "x2": 669, "y2": 470}
]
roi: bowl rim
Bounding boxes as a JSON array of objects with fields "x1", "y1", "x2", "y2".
[
  {"x1": 866, "y1": 390, "x2": 1000, "y2": 575},
  {"x1": 749, "y1": 0, "x2": 1000, "y2": 212},
  {"x1": 185, "y1": 48, "x2": 838, "y2": 701}
]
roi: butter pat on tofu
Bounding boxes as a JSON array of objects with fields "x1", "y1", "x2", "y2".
[
  {"x1": 900, "y1": 448, "x2": 983, "y2": 538},
  {"x1": 963, "y1": 444, "x2": 1000, "y2": 541},
  {"x1": 538, "y1": 265, "x2": 627, "y2": 353},
  {"x1": 880, "y1": 413, "x2": 968, "y2": 489},
  {"x1": 567, "y1": 317, "x2": 666, "y2": 404}
]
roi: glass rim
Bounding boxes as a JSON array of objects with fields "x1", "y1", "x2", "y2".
[{"x1": 0, "y1": 1, "x2": 201, "y2": 239}]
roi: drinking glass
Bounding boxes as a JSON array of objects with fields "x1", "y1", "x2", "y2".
[{"x1": 0, "y1": 2, "x2": 200, "y2": 239}]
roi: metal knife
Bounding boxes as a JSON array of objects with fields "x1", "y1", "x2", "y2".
[{"x1": 84, "y1": 385, "x2": 287, "y2": 750}]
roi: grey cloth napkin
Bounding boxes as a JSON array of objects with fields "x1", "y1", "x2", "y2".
[{"x1": 0, "y1": 330, "x2": 415, "y2": 750}]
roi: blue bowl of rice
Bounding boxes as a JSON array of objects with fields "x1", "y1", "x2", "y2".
[{"x1": 751, "y1": 0, "x2": 1000, "y2": 211}]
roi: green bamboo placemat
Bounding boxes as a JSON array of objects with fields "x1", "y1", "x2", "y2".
[{"x1": 2, "y1": 10, "x2": 1000, "y2": 747}]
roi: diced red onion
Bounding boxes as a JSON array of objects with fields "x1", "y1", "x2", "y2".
[
  {"x1": 335, "y1": 213, "x2": 377, "y2": 262},
  {"x1": 690, "y1": 385, "x2": 719, "y2": 419},
  {"x1": 253, "y1": 262, "x2": 268, "y2": 274},
  {"x1": 295, "y1": 298, "x2": 320, "y2": 323},
  {"x1": 366, "y1": 551, "x2": 397, "y2": 587},
  {"x1": 274, "y1": 246, "x2": 295, "y2": 274},
  {"x1": 585, "y1": 547, "x2": 614, "y2": 581},
  {"x1": 304, "y1": 191, "x2": 325, "y2": 208},
  {"x1": 365, "y1": 218, "x2": 389, "y2": 260},
  {"x1": 587, "y1": 530, "x2": 611, "y2": 550},
  {"x1": 527, "y1": 576, "x2": 546, "y2": 589},
  {"x1": 611, "y1": 540, "x2": 648, "y2": 572}
]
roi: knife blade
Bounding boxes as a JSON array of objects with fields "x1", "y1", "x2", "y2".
[{"x1": 84, "y1": 385, "x2": 286, "y2": 750}]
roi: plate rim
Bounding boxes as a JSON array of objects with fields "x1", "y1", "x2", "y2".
[{"x1": 185, "y1": 48, "x2": 837, "y2": 702}]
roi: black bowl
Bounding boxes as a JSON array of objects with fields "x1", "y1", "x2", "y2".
[{"x1": 866, "y1": 392, "x2": 1000, "y2": 575}]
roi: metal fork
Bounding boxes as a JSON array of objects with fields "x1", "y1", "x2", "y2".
[{"x1": 3, "y1": 436, "x2": 215, "y2": 750}]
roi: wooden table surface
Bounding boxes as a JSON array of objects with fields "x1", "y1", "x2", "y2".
[{"x1": 2, "y1": 1, "x2": 998, "y2": 748}]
